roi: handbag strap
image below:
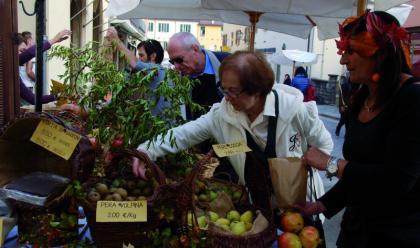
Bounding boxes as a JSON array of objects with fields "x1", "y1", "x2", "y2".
[{"x1": 264, "y1": 90, "x2": 279, "y2": 158}]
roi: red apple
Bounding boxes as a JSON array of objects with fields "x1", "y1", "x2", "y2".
[
  {"x1": 299, "y1": 226, "x2": 321, "y2": 248},
  {"x1": 281, "y1": 212, "x2": 304, "y2": 233},
  {"x1": 278, "y1": 232, "x2": 302, "y2": 248}
]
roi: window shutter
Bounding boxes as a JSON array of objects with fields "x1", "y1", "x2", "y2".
[{"x1": 0, "y1": 0, "x2": 19, "y2": 127}]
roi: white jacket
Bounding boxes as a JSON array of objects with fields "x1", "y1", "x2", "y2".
[{"x1": 139, "y1": 84, "x2": 333, "y2": 202}]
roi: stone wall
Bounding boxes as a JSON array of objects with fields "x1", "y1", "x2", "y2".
[{"x1": 311, "y1": 74, "x2": 339, "y2": 105}]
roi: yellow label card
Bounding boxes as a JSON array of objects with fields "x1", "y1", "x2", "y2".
[
  {"x1": 96, "y1": 201, "x2": 147, "y2": 222},
  {"x1": 30, "y1": 119, "x2": 81, "y2": 160},
  {"x1": 0, "y1": 218, "x2": 3, "y2": 245},
  {"x1": 212, "y1": 140, "x2": 251, "y2": 157},
  {"x1": 123, "y1": 243, "x2": 135, "y2": 248}
]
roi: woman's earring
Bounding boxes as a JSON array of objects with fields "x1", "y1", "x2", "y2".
[{"x1": 371, "y1": 73, "x2": 380, "y2": 82}]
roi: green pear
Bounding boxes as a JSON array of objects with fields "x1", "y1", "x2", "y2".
[
  {"x1": 208, "y1": 211, "x2": 219, "y2": 222},
  {"x1": 209, "y1": 191, "x2": 218, "y2": 201},
  {"x1": 197, "y1": 215, "x2": 208, "y2": 229},
  {"x1": 245, "y1": 222, "x2": 253, "y2": 231},
  {"x1": 215, "y1": 218, "x2": 230, "y2": 226},
  {"x1": 227, "y1": 210, "x2": 241, "y2": 222},
  {"x1": 219, "y1": 224, "x2": 230, "y2": 231},
  {"x1": 232, "y1": 191, "x2": 242, "y2": 201},
  {"x1": 240, "y1": 210, "x2": 253, "y2": 223},
  {"x1": 230, "y1": 221, "x2": 247, "y2": 235},
  {"x1": 187, "y1": 212, "x2": 193, "y2": 225}
]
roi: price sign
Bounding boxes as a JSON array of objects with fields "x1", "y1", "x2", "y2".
[
  {"x1": 212, "y1": 140, "x2": 251, "y2": 157},
  {"x1": 96, "y1": 201, "x2": 147, "y2": 222},
  {"x1": 0, "y1": 218, "x2": 3, "y2": 246},
  {"x1": 30, "y1": 119, "x2": 81, "y2": 160}
]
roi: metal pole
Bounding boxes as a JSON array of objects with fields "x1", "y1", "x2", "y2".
[
  {"x1": 35, "y1": 0, "x2": 45, "y2": 112},
  {"x1": 357, "y1": 0, "x2": 367, "y2": 15},
  {"x1": 246, "y1": 11, "x2": 262, "y2": 52}
]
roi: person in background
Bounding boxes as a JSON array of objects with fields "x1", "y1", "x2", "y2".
[
  {"x1": 283, "y1": 73, "x2": 291, "y2": 86},
  {"x1": 132, "y1": 51, "x2": 332, "y2": 215},
  {"x1": 18, "y1": 34, "x2": 35, "y2": 92},
  {"x1": 291, "y1": 66, "x2": 310, "y2": 94},
  {"x1": 167, "y1": 32, "x2": 230, "y2": 120},
  {"x1": 21, "y1": 31, "x2": 36, "y2": 84},
  {"x1": 335, "y1": 73, "x2": 355, "y2": 136},
  {"x1": 301, "y1": 11, "x2": 420, "y2": 247},
  {"x1": 18, "y1": 30, "x2": 71, "y2": 105},
  {"x1": 105, "y1": 27, "x2": 169, "y2": 116}
]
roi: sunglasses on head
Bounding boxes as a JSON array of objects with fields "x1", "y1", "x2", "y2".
[{"x1": 169, "y1": 57, "x2": 184, "y2": 65}]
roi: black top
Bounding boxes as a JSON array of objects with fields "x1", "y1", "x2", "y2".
[{"x1": 320, "y1": 77, "x2": 420, "y2": 247}]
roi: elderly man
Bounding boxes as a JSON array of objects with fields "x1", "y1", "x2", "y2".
[{"x1": 167, "y1": 32, "x2": 230, "y2": 120}]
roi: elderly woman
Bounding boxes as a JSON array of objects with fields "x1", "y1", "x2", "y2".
[
  {"x1": 302, "y1": 11, "x2": 420, "y2": 247},
  {"x1": 133, "y1": 51, "x2": 332, "y2": 213}
]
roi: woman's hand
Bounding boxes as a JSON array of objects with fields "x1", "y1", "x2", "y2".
[
  {"x1": 105, "y1": 27, "x2": 119, "y2": 42},
  {"x1": 49, "y1": 29, "x2": 71, "y2": 45},
  {"x1": 132, "y1": 155, "x2": 147, "y2": 179},
  {"x1": 302, "y1": 146, "x2": 330, "y2": 171},
  {"x1": 296, "y1": 201, "x2": 326, "y2": 216}
]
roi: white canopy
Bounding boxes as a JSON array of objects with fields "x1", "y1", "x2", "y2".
[{"x1": 105, "y1": 0, "x2": 412, "y2": 40}]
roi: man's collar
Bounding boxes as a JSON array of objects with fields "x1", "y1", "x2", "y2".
[{"x1": 191, "y1": 50, "x2": 215, "y2": 78}]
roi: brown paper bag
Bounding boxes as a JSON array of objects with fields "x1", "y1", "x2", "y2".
[{"x1": 268, "y1": 157, "x2": 307, "y2": 209}]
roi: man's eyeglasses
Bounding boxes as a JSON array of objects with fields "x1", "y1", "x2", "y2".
[
  {"x1": 217, "y1": 82, "x2": 245, "y2": 98},
  {"x1": 169, "y1": 57, "x2": 184, "y2": 65}
]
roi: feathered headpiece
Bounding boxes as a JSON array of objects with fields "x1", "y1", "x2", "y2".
[{"x1": 336, "y1": 10, "x2": 411, "y2": 67}]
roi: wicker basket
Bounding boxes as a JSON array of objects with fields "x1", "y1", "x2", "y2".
[
  {"x1": 81, "y1": 149, "x2": 166, "y2": 247},
  {"x1": 188, "y1": 153, "x2": 276, "y2": 248},
  {"x1": 206, "y1": 204, "x2": 277, "y2": 248},
  {"x1": 0, "y1": 112, "x2": 94, "y2": 246}
]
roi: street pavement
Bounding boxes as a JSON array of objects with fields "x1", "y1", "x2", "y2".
[{"x1": 318, "y1": 104, "x2": 345, "y2": 248}]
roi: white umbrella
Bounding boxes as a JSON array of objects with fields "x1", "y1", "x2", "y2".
[
  {"x1": 106, "y1": 0, "x2": 411, "y2": 50},
  {"x1": 269, "y1": 49, "x2": 318, "y2": 73}
]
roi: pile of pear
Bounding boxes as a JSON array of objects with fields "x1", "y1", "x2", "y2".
[
  {"x1": 188, "y1": 209, "x2": 254, "y2": 236},
  {"x1": 87, "y1": 178, "x2": 159, "y2": 203}
]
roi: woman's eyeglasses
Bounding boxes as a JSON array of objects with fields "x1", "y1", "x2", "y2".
[
  {"x1": 217, "y1": 82, "x2": 245, "y2": 98},
  {"x1": 169, "y1": 57, "x2": 184, "y2": 65}
]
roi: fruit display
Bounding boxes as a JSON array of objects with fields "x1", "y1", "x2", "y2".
[
  {"x1": 278, "y1": 211, "x2": 323, "y2": 248},
  {"x1": 194, "y1": 179, "x2": 244, "y2": 205},
  {"x1": 189, "y1": 209, "x2": 255, "y2": 236},
  {"x1": 86, "y1": 177, "x2": 159, "y2": 204}
]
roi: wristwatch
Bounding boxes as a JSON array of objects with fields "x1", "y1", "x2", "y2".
[{"x1": 326, "y1": 156, "x2": 341, "y2": 179}]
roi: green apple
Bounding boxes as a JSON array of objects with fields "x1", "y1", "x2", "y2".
[
  {"x1": 230, "y1": 221, "x2": 247, "y2": 235},
  {"x1": 208, "y1": 211, "x2": 219, "y2": 222},
  {"x1": 197, "y1": 215, "x2": 208, "y2": 229},
  {"x1": 215, "y1": 218, "x2": 230, "y2": 226},
  {"x1": 240, "y1": 210, "x2": 253, "y2": 223},
  {"x1": 227, "y1": 210, "x2": 241, "y2": 222}
]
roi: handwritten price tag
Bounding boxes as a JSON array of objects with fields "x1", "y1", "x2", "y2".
[
  {"x1": 212, "y1": 140, "x2": 251, "y2": 157},
  {"x1": 96, "y1": 201, "x2": 147, "y2": 222},
  {"x1": 30, "y1": 119, "x2": 81, "y2": 160},
  {"x1": 0, "y1": 218, "x2": 3, "y2": 246}
]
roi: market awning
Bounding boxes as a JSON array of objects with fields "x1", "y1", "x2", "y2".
[{"x1": 110, "y1": 19, "x2": 146, "y2": 40}]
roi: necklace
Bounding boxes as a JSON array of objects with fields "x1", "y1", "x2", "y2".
[{"x1": 364, "y1": 99, "x2": 374, "y2": 113}]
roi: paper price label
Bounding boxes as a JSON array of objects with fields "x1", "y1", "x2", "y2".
[
  {"x1": 96, "y1": 201, "x2": 147, "y2": 222},
  {"x1": 212, "y1": 140, "x2": 251, "y2": 157},
  {"x1": 30, "y1": 119, "x2": 81, "y2": 160},
  {"x1": 0, "y1": 218, "x2": 3, "y2": 246}
]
